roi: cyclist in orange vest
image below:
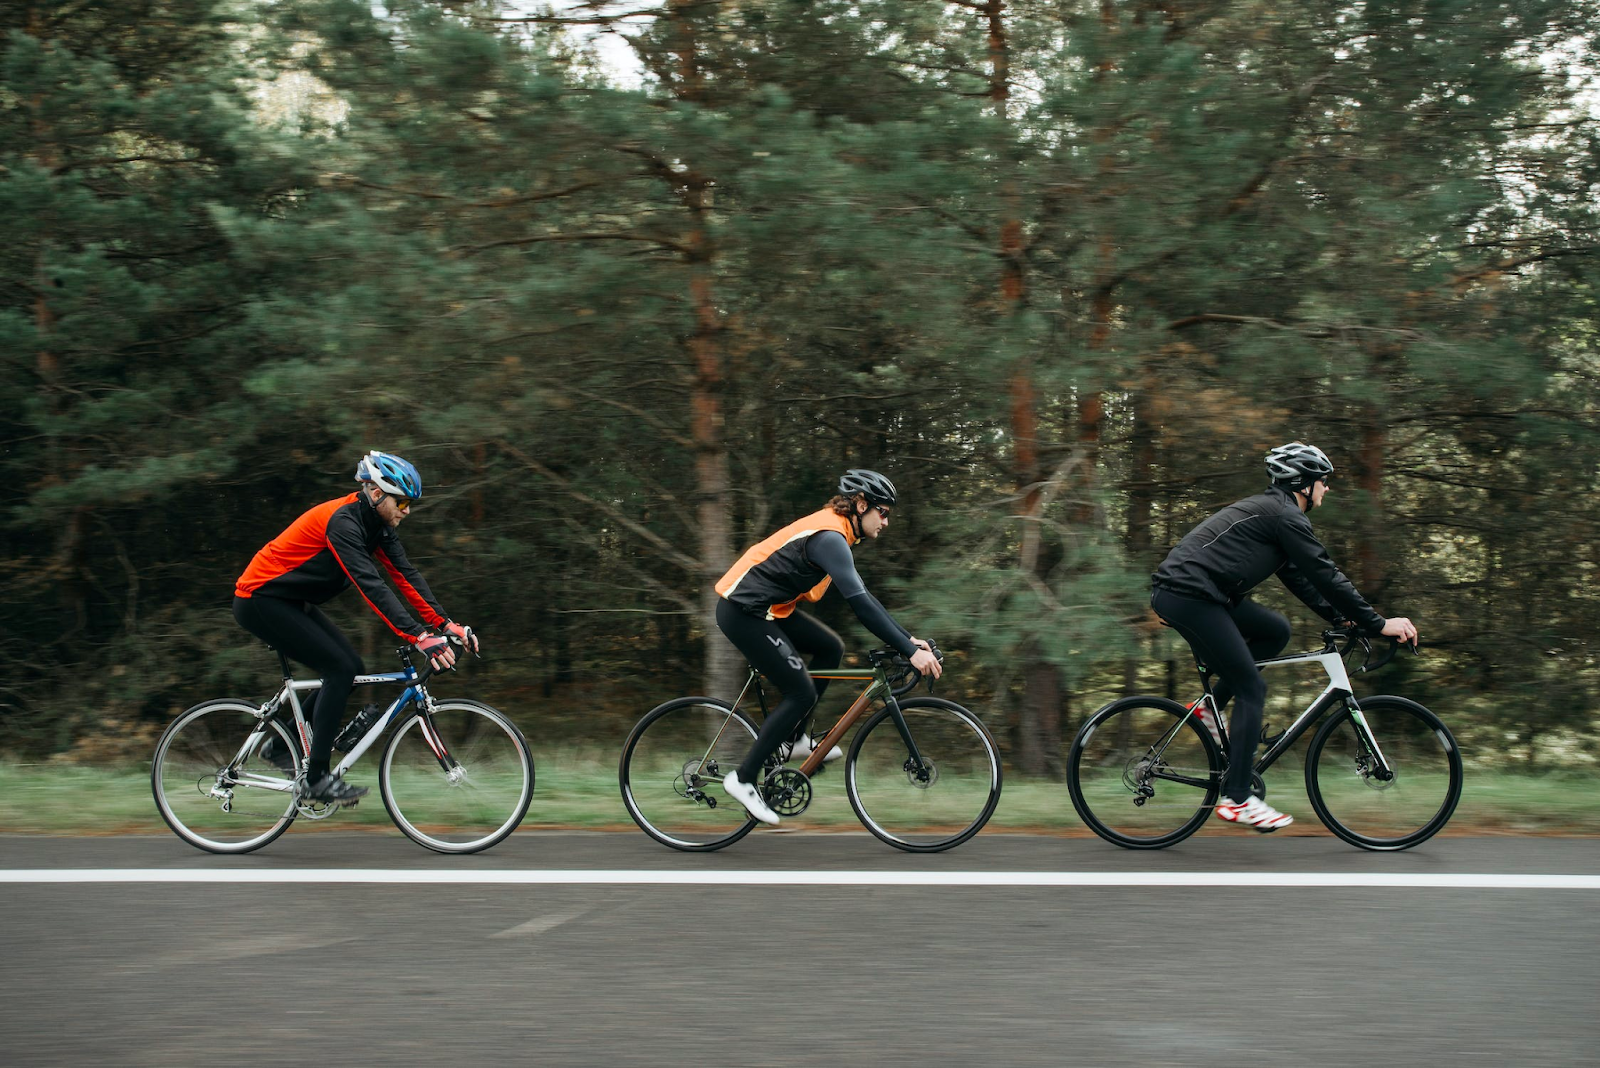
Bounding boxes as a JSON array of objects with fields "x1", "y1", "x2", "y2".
[{"x1": 713, "y1": 469, "x2": 942, "y2": 825}]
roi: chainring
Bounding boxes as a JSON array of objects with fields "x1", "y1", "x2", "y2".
[{"x1": 762, "y1": 767, "x2": 813, "y2": 816}]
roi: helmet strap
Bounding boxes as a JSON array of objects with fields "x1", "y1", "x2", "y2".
[{"x1": 849, "y1": 497, "x2": 866, "y2": 540}]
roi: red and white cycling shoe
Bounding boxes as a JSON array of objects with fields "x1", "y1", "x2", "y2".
[
  {"x1": 1214, "y1": 795, "x2": 1294, "y2": 832},
  {"x1": 1189, "y1": 698, "x2": 1223, "y2": 748}
]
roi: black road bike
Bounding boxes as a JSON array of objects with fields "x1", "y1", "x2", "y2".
[
  {"x1": 1067, "y1": 631, "x2": 1462, "y2": 851},
  {"x1": 620, "y1": 647, "x2": 1002, "y2": 853}
]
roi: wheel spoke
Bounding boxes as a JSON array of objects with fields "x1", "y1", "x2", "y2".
[
  {"x1": 846, "y1": 699, "x2": 1001, "y2": 852},
  {"x1": 381, "y1": 701, "x2": 533, "y2": 854},
  {"x1": 1068, "y1": 699, "x2": 1220, "y2": 849},
  {"x1": 620, "y1": 699, "x2": 759, "y2": 851},
  {"x1": 152, "y1": 701, "x2": 299, "y2": 854},
  {"x1": 1307, "y1": 697, "x2": 1462, "y2": 850}
]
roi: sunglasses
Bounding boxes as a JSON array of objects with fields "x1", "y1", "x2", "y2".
[
  {"x1": 873, "y1": 505, "x2": 892, "y2": 519},
  {"x1": 388, "y1": 494, "x2": 417, "y2": 511}
]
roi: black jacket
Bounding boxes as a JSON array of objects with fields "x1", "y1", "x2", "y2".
[{"x1": 1152, "y1": 486, "x2": 1385, "y2": 634}]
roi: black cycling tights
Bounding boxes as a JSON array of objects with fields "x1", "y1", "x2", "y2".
[
  {"x1": 714, "y1": 598, "x2": 844, "y2": 784},
  {"x1": 233, "y1": 594, "x2": 365, "y2": 781},
  {"x1": 1151, "y1": 588, "x2": 1291, "y2": 804}
]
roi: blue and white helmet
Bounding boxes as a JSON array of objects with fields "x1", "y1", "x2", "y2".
[{"x1": 355, "y1": 450, "x2": 423, "y2": 499}]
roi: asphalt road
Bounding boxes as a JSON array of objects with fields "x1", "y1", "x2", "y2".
[{"x1": 3, "y1": 833, "x2": 1596, "y2": 1067}]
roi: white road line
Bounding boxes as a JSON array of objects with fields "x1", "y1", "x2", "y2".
[{"x1": 1, "y1": 869, "x2": 1598, "y2": 889}]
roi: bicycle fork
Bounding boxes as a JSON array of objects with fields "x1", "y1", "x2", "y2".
[
  {"x1": 413, "y1": 695, "x2": 463, "y2": 781},
  {"x1": 883, "y1": 698, "x2": 933, "y2": 781},
  {"x1": 1341, "y1": 699, "x2": 1396, "y2": 781}
]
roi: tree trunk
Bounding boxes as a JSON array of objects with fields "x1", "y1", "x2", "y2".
[
  {"x1": 1018, "y1": 650, "x2": 1064, "y2": 778},
  {"x1": 657, "y1": 1, "x2": 738, "y2": 700},
  {"x1": 984, "y1": 0, "x2": 1065, "y2": 776},
  {"x1": 687, "y1": 202, "x2": 739, "y2": 699}
]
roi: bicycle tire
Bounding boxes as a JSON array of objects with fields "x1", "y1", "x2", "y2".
[
  {"x1": 151, "y1": 698, "x2": 300, "y2": 854},
  {"x1": 1066, "y1": 695, "x2": 1223, "y2": 849},
  {"x1": 379, "y1": 699, "x2": 534, "y2": 854},
  {"x1": 618, "y1": 696, "x2": 760, "y2": 852},
  {"x1": 1304, "y1": 695, "x2": 1463, "y2": 851},
  {"x1": 845, "y1": 697, "x2": 1002, "y2": 853}
]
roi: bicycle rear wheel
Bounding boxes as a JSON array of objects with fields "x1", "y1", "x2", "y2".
[
  {"x1": 618, "y1": 697, "x2": 760, "y2": 851},
  {"x1": 1067, "y1": 696, "x2": 1222, "y2": 849},
  {"x1": 151, "y1": 699, "x2": 299, "y2": 854},
  {"x1": 845, "y1": 697, "x2": 1002, "y2": 853},
  {"x1": 379, "y1": 699, "x2": 534, "y2": 854},
  {"x1": 1305, "y1": 695, "x2": 1463, "y2": 851}
]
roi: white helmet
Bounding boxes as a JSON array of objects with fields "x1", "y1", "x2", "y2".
[{"x1": 1266, "y1": 442, "x2": 1333, "y2": 489}]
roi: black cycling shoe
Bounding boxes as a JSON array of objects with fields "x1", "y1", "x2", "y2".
[{"x1": 299, "y1": 773, "x2": 369, "y2": 804}]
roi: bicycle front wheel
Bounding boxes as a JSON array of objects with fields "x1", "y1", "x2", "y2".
[
  {"x1": 1305, "y1": 695, "x2": 1463, "y2": 851},
  {"x1": 1067, "y1": 696, "x2": 1222, "y2": 849},
  {"x1": 379, "y1": 699, "x2": 534, "y2": 854},
  {"x1": 845, "y1": 697, "x2": 1002, "y2": 852},
  {"x1": 619, "y1": 697, "x2": 760, "y2": 852},
  {"x1": 151, "y1": 699, "x2": 300, "y2": 854}
]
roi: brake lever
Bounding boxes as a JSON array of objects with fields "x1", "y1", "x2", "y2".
[{"x1": 445, "y1": 633, "x2": 483, "y2": 660}]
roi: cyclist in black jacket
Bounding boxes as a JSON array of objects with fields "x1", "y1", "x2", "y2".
[{"x1": 1151, "y1": 442, "x2": 1418, "y2": 831}]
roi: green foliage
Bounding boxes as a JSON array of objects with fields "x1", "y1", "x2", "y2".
[{"x1": 2, "y1": 0, "x2": 1597, "y2": 783}]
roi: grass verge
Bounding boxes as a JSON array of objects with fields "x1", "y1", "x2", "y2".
[{"x1": 2, "y1": 754, "x2": 1596, "y2": 836}]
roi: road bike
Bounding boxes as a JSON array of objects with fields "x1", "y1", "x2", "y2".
[
  {"x1": 152, "y1": 641, "x2": 533, "y2": 855},
  {"x1": 1066, "y1": 630, "x2": 1462, "y2": 851},
  {"x1": 619, "y1": 647, "x2": 1002, "y2": 853}
]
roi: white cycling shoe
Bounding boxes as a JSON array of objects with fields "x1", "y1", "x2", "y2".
[
  {"x1": 1214, "y1": 795, "x2": 1294, "y2": 832},
  {"x1": 782, "y1": 733, "x2": 842, "y2": 765},
  {"x1": 722, "y1": 772, "x2": 780, "y2": 825}
]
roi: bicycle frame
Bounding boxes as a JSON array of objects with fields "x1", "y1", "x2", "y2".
[
  {"x1": 229, "y1": 651, "x2": 453, "y2": 796},
  {"x1": 724, "y1": 662, "x2": 930, "y2": 778},
  {"x1": 1195, "y1": 645, "x2": 1393, "y2": 779}
]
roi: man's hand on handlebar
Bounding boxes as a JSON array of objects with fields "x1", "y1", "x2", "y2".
[
  {"x1": 414, "y1": 632, "x2": 457, "y2": 672},
  {"x1": 1380, "y1": 616, "x2": 1419, "y2": 648},
  {"x1": 908, "y1": 639, "x2": 943, "y2": 680},
  {"x1": 443, "y1": 620, "x2": 480, "y2": 657}
]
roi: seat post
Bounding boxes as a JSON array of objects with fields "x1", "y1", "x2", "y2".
[{"x1": 268, "y1": 646, "x2": 292, "y2": 680}]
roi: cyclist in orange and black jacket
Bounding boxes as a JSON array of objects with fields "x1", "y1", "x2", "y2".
[
  {"x1": 712, "y1": 469, "x2": 942, "y2": 826},
  {"x1": 232, "y1": 451, "x2": 480, "y2": 803}
]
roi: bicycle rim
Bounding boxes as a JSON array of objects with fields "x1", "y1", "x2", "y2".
[
  {"x1": 1067, "y1": 697, "x2": 1221, "y2": 849},
  {"x1": 846, "y1": 698, "x2": 1002, "y2": 853},
  {"x1": 1306, "y1": 696, "x2": 1462, "y2": 851},
  {"x1": 619, "y1": 697, "x2": 759, "y2": 851},
  {"x1": 151, "y1": 700, "x2": 299, "y2": 854},
  {"x1": 380, "y1": 700, "x2": 534, "y2": 854}
]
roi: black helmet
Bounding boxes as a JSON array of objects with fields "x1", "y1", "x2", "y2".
[
  {"x1": 838, "y1": 468, "x2": 897, "y2": 507},
  {"x1": 1265, "y1": 442, "x2": 1334, "y2": 489}
]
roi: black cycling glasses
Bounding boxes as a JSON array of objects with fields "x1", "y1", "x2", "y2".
[
  {"x1": 388, "y1": 495, "x2": 417, "y2": 512},
  {"x1": 873, "y1": 505, "x2": 892, "y2": 519}
]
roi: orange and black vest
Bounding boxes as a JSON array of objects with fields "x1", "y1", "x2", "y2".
[
  {"x1": 235, "y1": 492, "x2": 447, "y2": 642},
  {"x1": 715, "y1": 508, "x2": 858, "y2": 619}
]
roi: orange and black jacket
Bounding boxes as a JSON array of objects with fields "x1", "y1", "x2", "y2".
[
  {"x1": 716, "y1": 507, "x2": 915, "y2": 656},
  {"x1": 235, "y1": 492, "x2": 447, "y2": 643}
]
